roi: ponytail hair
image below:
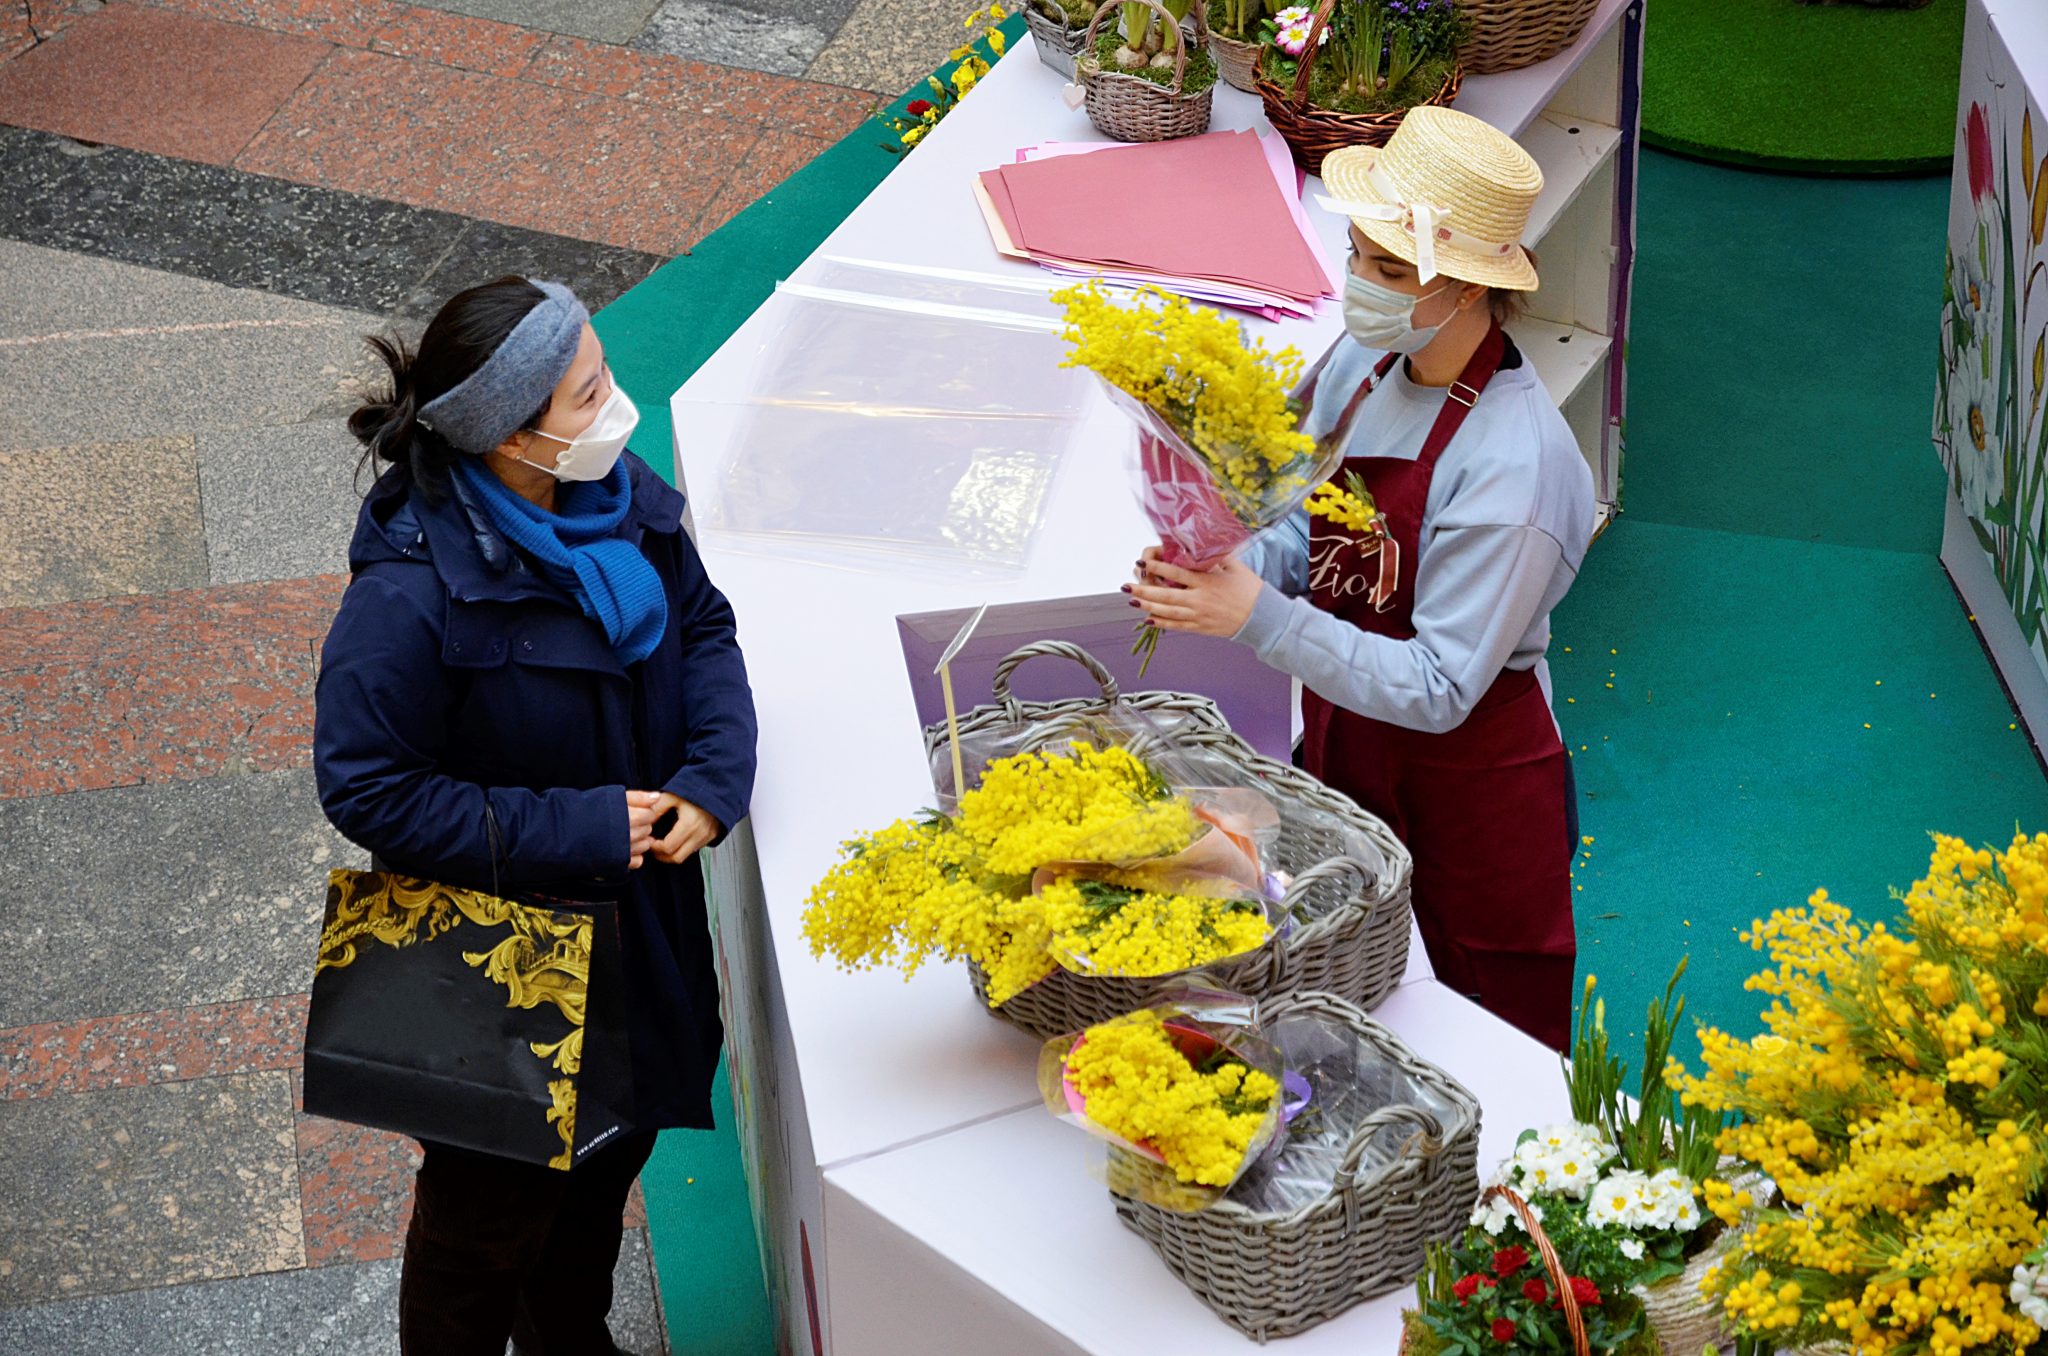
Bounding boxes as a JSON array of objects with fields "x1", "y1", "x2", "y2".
[{"x1": 347, "y1": 275, "x2": 553, "y2": 501}]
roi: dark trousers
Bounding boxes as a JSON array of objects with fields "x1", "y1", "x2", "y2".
[{"x1": 399, "y1": 1130, "x2": 658, "y2": 1356}]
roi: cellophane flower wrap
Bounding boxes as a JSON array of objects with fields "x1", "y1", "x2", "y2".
[
  {"x1": 1054, "y1": 281, "x2": 1364, "y2": 571},
  {"x1": 803, "y1": 737, "x2": 1284, "y2": 1008},
  {"x1": 1038, "y1": 991, "x2": 1287, "y2": 1211},
  {"x1": 1668, "y1": 832, "x2": 2048, "y2": 1356}
]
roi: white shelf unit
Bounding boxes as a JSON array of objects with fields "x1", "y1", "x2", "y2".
[{"x1": 1500, "y1": 10, "x2": 1635, "y2": 533}]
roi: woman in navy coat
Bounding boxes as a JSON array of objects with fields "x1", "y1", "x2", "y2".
[{"x1": 314, "y1": 276, "x2": 756, "y2": 1356}]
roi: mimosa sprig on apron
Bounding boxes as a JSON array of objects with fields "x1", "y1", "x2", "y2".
[
  {"x1": 1053, "y1": 281, "x2": 1364, "y2": 673},
  {"x1": 802, "y1": 742, "x2": 1283, "y2": 1006}
]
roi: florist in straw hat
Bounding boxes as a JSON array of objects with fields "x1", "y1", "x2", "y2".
[{"x1": 1129, "y1": 107, "x2": 1594, "y2": 1050}]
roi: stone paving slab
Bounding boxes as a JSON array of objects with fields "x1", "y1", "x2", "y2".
[
  {"x1": 693, "y1": 126, "x2": 839, "y2": 239},
  {"x1": 806, "y1": 0, "x2": 971, "y2": 95},
  {"x1": 0, "y1": 1071, "x2": 304, "y2": 1306},
  {"x1": 409, "y1": 0, "x2": 661, "y2": 45},
  {"x1": 0, "y1": 435, "x2": 209, "y2": 607},
  {"x1": 0, "y1": 128, "x2": 667, "y2": 319},
  {"x1": 632, "y1": 0, "x2": 840, "y2": 79},
  {"x1": 197, "y1": 420, "x2": 366, "y2": 586},
  {"x1": 0, "y1": 240, "x2": 379, "y2": 452},
  {"x1": 523, "y1": 32, "x2": 876, "y2": 141},
  {"x1": 0, "y1": 4, "x2": 330, "y2": 164},
  {"x1": 0, "y1": 996, "x2": 310, "y2": 1101},
  {"x1": 0, "y1": 575, "x2": 345, "y2": 797},
  {"x1": 0, "y1": 768, "x2": 358, "y2": 1026},
  {"x1": 0, "y1": 1225, "x2": 669, "y2": 1353},
  {"x1": 235, "y1": 44, "x2": 753, "y2": 255}
]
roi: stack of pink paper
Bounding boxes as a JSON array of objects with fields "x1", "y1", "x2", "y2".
[{"x1": 975, "y1": 129, "x2": 1339, "y2": 320}]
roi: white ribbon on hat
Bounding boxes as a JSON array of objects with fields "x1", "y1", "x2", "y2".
[{"x1": 1315, "y1": 160, "x2": 1518, "y2": 284}]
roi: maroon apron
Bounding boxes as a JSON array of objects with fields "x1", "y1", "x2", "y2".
[{"x1": 1300, "y1": 325, "x2": 1575, "y2": 1050}]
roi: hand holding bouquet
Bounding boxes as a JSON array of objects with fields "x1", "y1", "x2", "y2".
[{"x1": 1054, "y1": 282, "x2": 1367, "y2": 670}]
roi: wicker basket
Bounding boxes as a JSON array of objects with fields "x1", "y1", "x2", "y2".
[
  {"x1": 1398, "y1": 1186, "x2": 1594, "y2": 1355},
  {"x1": 1457, "y1": 0, "x2": 1602, "y2": 75},
  {"x1": 1208, "y1": 30, "x2": 1261, "y2": 92},
  {"x1": 1021, "y1": 0, "x2": 1091, "y2": 80},
  {"x1": 1634, "y1": 1167, "x2": 1776, "y2": 1355},
  {"x1": 1078, "y1": 0, "x2": 1215, "y2": 142},
  {"x1": 1252, "y1": 0, "x2": 1463, "y2": 175},
  {"x1": 926, "y1": 642, "x2": 1415, "y2": 1043},
  {"x1": 1118, "y1": 992, "x2": 1480, "y2": 1341}
]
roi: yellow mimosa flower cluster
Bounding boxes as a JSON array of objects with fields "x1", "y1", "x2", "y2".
[
  {"x1": 1063, "y1": 1009, "x2": 1280, "y2": 1186},
  {"x1": 1040, "y1": 876, "x2": 1272, "y2": 977},
  {"x1": 1305, "y1": 467, "x2": 1381, "y2": 535},
  {"x1": 802, "y1": 745, "x2": 1266, "y2": 1008},
  {"x1": 1673, "y1": 833, "x2": 2048, "y2": 1355},
  {"x1": 1054, "y1": 281, "x2": 1319, "y2": 510}
]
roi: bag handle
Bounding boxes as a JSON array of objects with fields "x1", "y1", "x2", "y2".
[
  {"x1": 1287, "y1": 0, "x2": 1339, "y2": 111},
  {"x1": 991, "y1": 641, "x2": 1121, "y2": 715},
  {"x1": 1477, "y1": 1186, "x2": 1593, "y2": 1356},
  {"x1": 1083, "y1": 0, "x2": 1208, "y2": 95},
  {"x1": 484, "y1": 802, "x2": 505, "y2": 903}
]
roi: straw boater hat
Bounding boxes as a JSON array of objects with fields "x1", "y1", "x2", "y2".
[{"x1": 1316, "y1": 106, "x2": 1544, "y2": 292}]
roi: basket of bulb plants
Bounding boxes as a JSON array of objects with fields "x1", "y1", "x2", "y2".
[
  {"x1": 1076, "y1": 0, "x2": 1218, "y2": 142},
  {"x1": 1254, "y1": 0, "x2": 1465, "y2": 174}
]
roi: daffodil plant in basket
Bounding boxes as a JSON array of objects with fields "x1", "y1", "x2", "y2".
[
  {"x1": 1405, "y1": 962, "x2": 1745, "y2": 1355},
  {"x1": 1670, "y1": 832, "x2": 2048, "y2": 1356},
  {"x1": 1259, "y1": 0, "x2": 1464, "y2": 117}
]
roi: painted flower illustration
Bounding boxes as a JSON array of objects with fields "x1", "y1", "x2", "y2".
[{"x1": 1968, "y1": 102, "x2": 1994, "y2": 203}]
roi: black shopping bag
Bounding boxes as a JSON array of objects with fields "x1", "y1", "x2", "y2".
[{"x1": 302, "y1": 869, "x2": 635, "y2": 1170}]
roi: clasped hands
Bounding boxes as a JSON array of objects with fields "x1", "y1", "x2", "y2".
[
  {"x1": 624, "y1": 791, "x2": 718, "y2": 870},
  {"x1": 1124, "y1": 545, "x2": 1265, "y2": 639}
]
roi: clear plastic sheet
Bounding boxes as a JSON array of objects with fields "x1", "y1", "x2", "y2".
[
  {"x1": 686, "y1": 275, "x2": 1088, "y2": 573},
  {"x1": 1037, "y1": 990, "x2": 1286, "y2": 1213},
  {"x1": 1225, "y1": 1011, "x2": 1466, "y2": 1216}
]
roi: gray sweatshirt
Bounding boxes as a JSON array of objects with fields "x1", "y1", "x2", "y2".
[{"x1": 1233, "y1": 338, "x2": 1596, "y2": 735}]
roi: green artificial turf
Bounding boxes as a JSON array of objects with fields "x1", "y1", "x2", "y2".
[
  {"x1": 1551, "y1": 520, "x2": 2048, "y2": 1044},
  {"x1": 1641, "y1": 0, "x2": 1965, "y2": 174},
  {"x1": 1618, "y1": 150, "x2": 1953, "y2": 554}
]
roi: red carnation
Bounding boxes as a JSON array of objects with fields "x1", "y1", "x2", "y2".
[
  {"x1": 1453, "y1": 1274, "x2": 1483, "y2": 1304},
  {"x1": 906, "y1": 99, "x2": 935, "y2": 117},
  {"x1": 1521, "y1": 1278, "x2": 1548, "y2": 1303},
  {"x1": 1492, "y1": 1245, "x2": 1530, "y2": 1277},
  {"x1": 1491, "y1": 1318, "x2": 1517, "y2": 1344}
]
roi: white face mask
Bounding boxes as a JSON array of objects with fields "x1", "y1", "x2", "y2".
[
  {"x1": 524, "y1": 375, "x2": 638, "y2": 482},
  {"x1": 1343, "y1": 272, "x2": 1451, "y2": 354}
]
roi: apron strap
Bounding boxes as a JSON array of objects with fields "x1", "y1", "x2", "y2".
[{"x1": 1415, "y1": 322, "x2": 1509, "y2": 472}]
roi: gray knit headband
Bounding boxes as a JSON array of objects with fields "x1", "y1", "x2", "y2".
[{"x1": 416, "y1": 279, "x2": 590, "y2": 455}]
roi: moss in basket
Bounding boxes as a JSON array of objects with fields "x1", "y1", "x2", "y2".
[
  {"x1": 1031, "y1": 0, "x2": 1098, "y2": 26},
  {"x1": 1089, "y1": 28, "x2": 1219, "y2": 91}
]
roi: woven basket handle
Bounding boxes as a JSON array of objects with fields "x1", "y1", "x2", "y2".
[
  {"x1": 1277, "y1": 856, "x2": 1375, "y2": 924},
  {"x1": 1332, "y1": 1100, "x2": 1443, "y2": 1233},
  {"x1": 1082, "y1": 0, "x2": 1207, "y2": 94},
  {"x1": 990, "y1": 641, "x2": 1120, "y2": 715},
  {"x1": 1478, "y1": 1185, "x2": 1592, "y2": 1356},
  {"x1": 1287, "y1": 0, "x2": 1339, "y2": 111}
]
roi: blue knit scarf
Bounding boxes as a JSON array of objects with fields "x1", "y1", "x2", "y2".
[{"x1": 453, "y1": 459, "x2": 668, "y2": 666}]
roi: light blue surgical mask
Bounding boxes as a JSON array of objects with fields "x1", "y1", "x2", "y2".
[{"x1": 1343, "y1": 271, "x2": 1450, "y2": 354}]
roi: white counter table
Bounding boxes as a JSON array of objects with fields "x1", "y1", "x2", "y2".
[{"x1": 669, "y1": 12, "x2": 1643, "y2": 1351}]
